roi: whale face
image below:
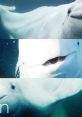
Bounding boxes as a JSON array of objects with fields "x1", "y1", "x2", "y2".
[
  {"x1": 62, "y1": 1, "x2": 82, "y2": 38},
  {"x1": 0, "y1": 39, "x2": 82, "y2": 78},
  {"x1": 0, "y1": 79, "x2": 23, "y2": 117},
  {"x1": 0, "y1": 79, "x2": 82, "y2": 117},
  {"x1": 0, "y1": 1, "x2": 82, "y2": 39},
  {"x1": 17, "y1": 39, "x2": 82, "y2": 78}
]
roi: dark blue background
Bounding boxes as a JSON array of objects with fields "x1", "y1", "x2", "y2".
[{"x1": 0, "y1": 0, "x2": 74, "y2": 11}]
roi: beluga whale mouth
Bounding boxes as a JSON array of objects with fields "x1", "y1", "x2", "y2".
[
  {"x1": 0, "y1": 95, "x2": 6, "y2": 100},
  {"x1": 43, "y1": 56, "x2": 67, "y2": 66}
]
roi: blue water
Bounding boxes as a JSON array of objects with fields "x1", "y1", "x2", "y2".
[
  {"x1": 0, "y1": 0, "x2": 74, "y2": 11},
  {"x1": 0, "y1": 40, "x2": 18, "y2": 77}
]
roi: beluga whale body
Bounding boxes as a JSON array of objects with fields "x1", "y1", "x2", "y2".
[{"x1": 0, "y1": 0, "x2": 82, "y2": 38}]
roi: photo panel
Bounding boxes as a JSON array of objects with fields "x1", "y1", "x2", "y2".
[
  {"x1": 0, "y1": 78, "x2": 82, "y2": 117},
  {"x1": 1, "y1": 0, "x2": 82, "y2": 39},
  {"x1": 0, "y1": 39, "x2": 82, "y2": 78}
]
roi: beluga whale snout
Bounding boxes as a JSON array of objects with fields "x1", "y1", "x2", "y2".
[{"x1": 70, "y1": 2, "x2": 82, "y2": 19}]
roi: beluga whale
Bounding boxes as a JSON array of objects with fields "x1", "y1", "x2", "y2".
[
  {"x1": 0, "y1": 78, "x2": 82, "y2": 117},
  {"x1": 0, "y1": 0, "x2": 82, "y2": 38},
  {"x1": 16, "y1": 39, "x2": 82, "y2": 78}
]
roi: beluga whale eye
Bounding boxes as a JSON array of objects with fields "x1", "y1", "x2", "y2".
[
  {"x1": 67, "y1": 8, "x2": 72, "y2": 15},
  {"x1": 77, "y1": 41, "x2": 80, "y2": 46},
  {"x1": 11, "y1": 84, "x2": 16, "y2": 90},
  {"x1": 43, "y1": 56, "x2": 66, "y2": 66}
]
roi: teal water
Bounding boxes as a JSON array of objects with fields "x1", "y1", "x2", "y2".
[
  {"x1": 0, "y1": 0, "x2": 74, "y2": 11},
  {"x1": 50, "y1": 91, "x2": 82, "y2": 117}
]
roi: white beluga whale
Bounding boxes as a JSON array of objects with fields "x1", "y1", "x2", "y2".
[
  {"x1": 0, "y1": 78, "x2": 82, "y2": 117},
  {"x1": 1, "y1": 39, "x2": 82, "y2": 78},
  {"x1": 0, "y1": 0, "x2": 82, "y2": 38},
  {"x1": 17, "y1": 39, "x2": 82, "y2": 78}
]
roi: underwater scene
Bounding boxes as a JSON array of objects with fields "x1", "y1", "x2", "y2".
[
  {"x1": 0, "y1": 78, "x2": 82, "y2": 117},
  {"x1": 0, "y1": 39, "x2": 82, "y2": 78},
  {"x1": 0, "y1": 0, "x2": 82, "y2": 117}
]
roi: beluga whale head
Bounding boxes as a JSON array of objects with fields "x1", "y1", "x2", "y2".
[
  {"x1": 61, "y1": 0, "x2": 82, "y2": 38},
  {"x1": 0, "y1": 78, "x2": 82, "y2": 117}
]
